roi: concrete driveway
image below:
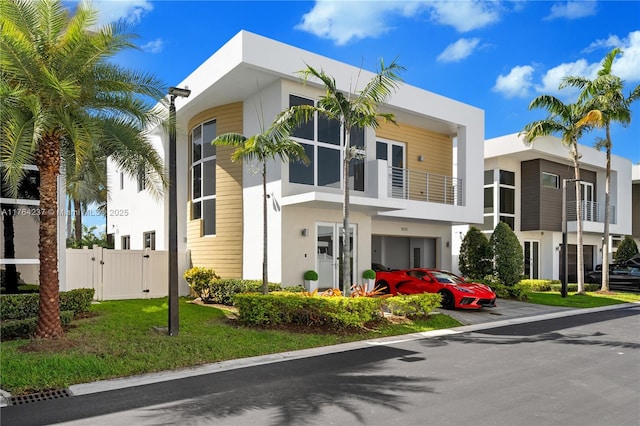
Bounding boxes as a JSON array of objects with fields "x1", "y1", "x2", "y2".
[{"x1": 438, "y1": 298, "x2": 575, "y2": 325}]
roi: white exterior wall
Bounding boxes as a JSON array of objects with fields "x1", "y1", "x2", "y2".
[{"x1": 106, "y1": 128, "x2": 166, "y2": 250}]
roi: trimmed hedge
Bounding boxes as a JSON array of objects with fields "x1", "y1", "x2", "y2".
[
  {"x1": 233, "y1": 293, "x2": 384, "y2": 329},
  {"x1": 0, "y1": 288, "x2": 95, "y2": 321},
  {"x1": 208, "y1": 280, "x2": 282, "y2": 305},
  {"x1": 1, "y1": 311, "x2": 74, "y2": 340},
  {"x1": 384, "y1": 293, "x2": 441, "y2": 318}
]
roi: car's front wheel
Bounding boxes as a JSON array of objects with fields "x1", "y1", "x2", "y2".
[
  {"x1": 438, "y1": 290, "x2": 455, "y2": 309},
  {"x1": 376, "y1": 280, "x2": 390, "y2": 294}
]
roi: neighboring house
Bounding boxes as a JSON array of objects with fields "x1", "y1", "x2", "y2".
[
  {"x1": 107, "y1": 30, "x2": 484, "y2": 293},
  {"x1": 0, "y1": 165, "x2": 67, "y2": 289},
  {"x1": 452, "y1": 133, "x2": 633, "y2": 282},
  {"x1": 631, "y1": 164, "x2": 640, "y2": 249}
]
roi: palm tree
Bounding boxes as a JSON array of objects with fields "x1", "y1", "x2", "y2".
[
  {"x1": 0, "y1": 0, "x2": 167, "y2": 338},
  {"x1": 282, "y1": 60, "x2": 404, "y2": 294},
  {"x1": 564, "y1": 48, "x2": 640, "y2": 291},
  {"x1": 520, "y1": 95, "x2": 591, "y2": 294},
  {"x1": 212, "y1": 116, "x2": 309, "y2": 294},
  {"x1": 64, "y1": 143, "x2": 108, "y2": 246}
]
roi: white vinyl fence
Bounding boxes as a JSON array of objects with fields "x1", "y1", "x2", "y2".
[{"x1": 65, "y1": 246, "x2": 168, "y2": 300}]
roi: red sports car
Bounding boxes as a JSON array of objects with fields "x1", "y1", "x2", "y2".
[{"x1": 375, "y1": 267, "x2": 497, "y2": 310}]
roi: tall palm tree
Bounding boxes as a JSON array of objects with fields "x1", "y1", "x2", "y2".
[
  {"x1": 520, "y1": 95, "x2": 591, "y2": 294},
  {"x1": 0, "y1": 0, "x2": 167, "y2": 338},
  {"x1": 282, "y1": 60, "x2": 404, "y2": 294},
  {"x1": 212, "y1": 116, "x2": 309, "y2": 294},
  {"x1": 565, "y1": 48, "x2": 640, "y2": 291},
  {"x1": 64, "y1": 143, "x2": 108, "y2": 246}
]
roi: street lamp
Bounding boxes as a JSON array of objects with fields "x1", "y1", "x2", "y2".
[{"x1": 168, "y1": 86, "x2": 190, "y2": 336}]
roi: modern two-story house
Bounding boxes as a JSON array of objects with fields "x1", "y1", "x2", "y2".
[
  {"x1": 453, "y1": 133, "x2": 633, "y2": 282},
  {"x1": 107, "y1": 31, "x2": 484, "y2": 293}
]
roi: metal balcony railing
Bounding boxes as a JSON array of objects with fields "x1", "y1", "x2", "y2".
[
  {"x1": 567, "y1": 200, "x2": 617, "y2": 224},
  {"x1": 388, "y1": 166, "x2": 464, "y2": 206}
]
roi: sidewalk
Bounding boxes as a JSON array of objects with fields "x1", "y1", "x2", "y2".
[{"x1": 1, "y1": 300, "x2": 638, "y2": 407}]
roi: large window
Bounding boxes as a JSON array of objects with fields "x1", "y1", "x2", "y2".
[
  {"x1": 191, "y1": 120, "x2": 216, "y2": 236},
  {"x1": 288, "y1": 95, "x2": 365, "y2": 191},
  {"x1": 482, "y1": 169, "x2": 516, "y2": 231}
]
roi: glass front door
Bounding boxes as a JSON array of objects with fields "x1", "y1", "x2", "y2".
[
  {"x1": 524, "y1": 241, "x2": 539, "y2": 279},
  {"x1": 316, "y1": 223, "x2": 357, "y2": 290}
]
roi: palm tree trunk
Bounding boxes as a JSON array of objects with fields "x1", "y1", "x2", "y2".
[
  {"x1": 2, "y1": 207, "x2": 19, "y2": 293},
  {"x1": 262, "y1": 162, "x2": 268, "y2": 295},
  {"x1": 571, "y1": 140, "x2": 585, "y2": 294},
  {"x1": 601, "y1": 127, "x2": 612, "y2": 292},
  {"x1": 342, "y1": 151, "x2": 351, "y2": 296},
  {"x1": 35, "y1": 137, "x2": 64, "y2": 338},
  {"x1": 73, "y1": 198, "x2": 82, "y2": 244}
]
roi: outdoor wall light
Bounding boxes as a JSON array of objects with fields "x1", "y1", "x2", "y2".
[
  {"x1": 301, "y1": 228, "x2": 309, "y2": 237},
  {"x1": 418, "y1": 154, "x2": 425, "y2": 162}
]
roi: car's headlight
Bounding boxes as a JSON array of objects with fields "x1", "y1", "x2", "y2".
[{"x1": 453, "y1": 285, "x2": 473, "y2": 293}]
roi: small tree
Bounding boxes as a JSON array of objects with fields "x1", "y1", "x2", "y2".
[
  {"x1": 459, "y1": 226, "x2": 491, "y2": 279},
  {"x1": 614, "y1": 236, "x2": 639, "y2": 264},
  {"x1": 489, "y1": 222, "x2": 524, "y2": 287}
]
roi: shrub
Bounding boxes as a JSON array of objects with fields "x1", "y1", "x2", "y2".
[
  {"x1": 303, "y1": 270, "x2": 318, "y2": 281},
  {"x1": 208, "y1": 279, "x2": 281, "y2": 305},
  {"x1": 459, "y1": 226, "x2": 492, "y2": 279},
  {"x1": 517, "y1": 279, "x2": 561, "y2": 292},
  {"x1": 383, "y1": 293, "x2": 441, "y2": 318},
  {"x1": 362, "y1": 269, "x2": 376, "y2": 280},
  {"x1": 0, "y1": 288, "x2": 94, "y2": 321},
  {"x1": 550, "y1": 283, "x2": 600, "y2": 293},
  {"x1": 489, "y1": 222, "x2": 524, "y2": 287},
  {"x1": 233, "y1": 293, "x2": 383, "y2": 329},
  {"x1": 184, "y1": 267, "x2": 220, "y2": 303},
  {"x1": 614, "y1": 236, "x2": 638, "y2": 264},
  {"x1": 491, "y1": 282, "x2": 530, "y2": 301},
  {"x1": 1, "y1": 311, "x2": 74, "y2": 340}
]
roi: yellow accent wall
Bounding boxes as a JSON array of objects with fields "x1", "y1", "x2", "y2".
[
  {"x1": 376, "y1": 120, "x2": 453, "y2": 176},
  {"x1": 186, "y1": 103, "x2": 243, "y2": 278}
]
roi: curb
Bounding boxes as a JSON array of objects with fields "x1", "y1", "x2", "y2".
[
  {"x1": 67, "y1": 301, "x2": 639, "y2": 397},
  {"x1": 2, "y1": 301, "x2": 637, "y2": 405}
]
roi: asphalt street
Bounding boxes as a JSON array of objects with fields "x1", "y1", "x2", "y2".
[{"x1": 2, "y1": 303, "x2": 639, "y2": 426}]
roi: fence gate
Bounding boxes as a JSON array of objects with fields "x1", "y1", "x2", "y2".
[{"x1": 65, "y1": 246, "x2": 168, "y2": 300}]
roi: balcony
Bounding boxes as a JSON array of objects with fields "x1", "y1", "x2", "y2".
[
  {"x1": 388, "y1": 166, "x2": 464, "y2": 206},
  {"x1": 567, "y1": 200, "x2": 617, "y2": 224}
]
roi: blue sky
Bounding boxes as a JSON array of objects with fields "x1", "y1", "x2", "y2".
[{"x1": 84, "y1": 0, "x2": 640, "y2": 164}]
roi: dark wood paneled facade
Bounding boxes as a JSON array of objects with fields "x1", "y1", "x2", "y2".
[{"x1": 520, "y1": 159, "x2": 597, "y2": 232}]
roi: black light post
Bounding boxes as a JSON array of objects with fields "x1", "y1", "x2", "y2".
[{"x1": 168, "y1": 86, "x2": 191, "y2": 336}]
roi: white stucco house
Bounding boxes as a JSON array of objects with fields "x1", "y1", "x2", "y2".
[
  {"x1": 452, "y1": 133, "x2": 633, "y2": 282},
  {"x1": 107, "y1": 30, "x2": 485, "y2": 292}
]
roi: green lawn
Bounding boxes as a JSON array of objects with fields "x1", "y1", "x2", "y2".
[
  {"x1": 527, "y1": 290, "x2": 640, "y2": 308},
  {"x1": 0, "y1": 298, "x2": 460, "y2": 395}
]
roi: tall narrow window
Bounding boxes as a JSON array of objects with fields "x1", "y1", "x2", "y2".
[
  {"x1": 191, "y1": 120, "x2": 216, "y2": 235},
  {"x1": 121, "y1": 235, "x2": 130, "y2": 250},
  {"x1": 498, "y1": 170, "x2": 515, "y2": 230}
]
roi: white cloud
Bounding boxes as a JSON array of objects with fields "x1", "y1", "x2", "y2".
[
  {"x1": 609, "y1": 31, "x2": 640, "y2": 82},
  {"x1": 535, "y1": 59, "x2": 599, "y2": 94},
  {"x1": 584, "y1": 35, "x2": 622, "y2": 52},
  {"x1": 493, "y1": 65, "x2": 534, "y2": 98},
  {"x1": 89, "y1": 0, "x2": 154, "y2": 26},
  {"x1": 437, "y1": 38, "x2": 481, "y2": 62},
  {"x1": 545, "y1": 1, "x2": 597, "y2": 21},
  {"x1": 141, "y1": 38, "x2": 164, "y2": 54},
  {"x1": 428, "y1": 0, "x2": 501, "y2": 32},
  {"x1": 296, "y1": 0, "x2": 501, "y2": 45}
]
